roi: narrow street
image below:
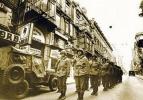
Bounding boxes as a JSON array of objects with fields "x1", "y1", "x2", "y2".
[
  {"x1": 15, "y1": 75, "x2": 143, "y2": 100},
  {"x1": 0, "y1": 0, "x2": 143, "y2": 100}
]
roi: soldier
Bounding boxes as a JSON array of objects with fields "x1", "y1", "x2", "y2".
[
  {"x1": 90, "y1": 55, "x2": 101, "y2": 95},
  {"x1": 118, "y1": 67, "x2": 123, "y2": 83},
  {"x1": 73, "y1": 49, "x2": 89, "y2": 100},
  {"x1": 108, "y1": 62, "x2": 115, "y2": 88},
  {"x1": 101, "y1": 58, "x2": 110, "y2": 91},
  {"x1": 112, "y1": 64, "x2": 118, "y2": 86},
  {"x1": 55, "y1": 50, "x2": 71, "y2": 100},
  {"x1": 85, "y1": 52, "x2": 91, "y2": 91}
]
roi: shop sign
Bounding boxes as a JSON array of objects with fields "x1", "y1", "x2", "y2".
[
  {"x1": 32, "y1": 28, "x2": 45, "y2": 43},
  {"x1": 20, "y1": 23, "x2": 31, "y2": 45},
  {"x1": 0, "y1": 29, "x2": 19, "y2": 43}
]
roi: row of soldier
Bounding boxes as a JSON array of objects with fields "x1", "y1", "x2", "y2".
[{"x1": 55, "y1": 49, "x2": 123, "y2": 100}]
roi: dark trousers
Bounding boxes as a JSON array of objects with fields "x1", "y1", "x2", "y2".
[
  {"x1": 57, "y1": 76, "x2": 67, "y2": 95},
  {"x1": 90, "y1": 75, "x2": 99, "y2": 93},
  {"x1": 74, "y1": 75, "x2": 86, "y2": 93},
  {"x1": 85, "y1": 75, "x2": 89, "y2": 90},
  {"x1": 102, "y1": 75, "x2": 109, "y2": 89},
  {"x1": 74, "y1": 75, "x2": 86, "y2": 100}
]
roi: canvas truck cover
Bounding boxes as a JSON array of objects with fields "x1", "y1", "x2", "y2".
[{"x1": 0, "y1": 46, "x2": 12, "y2": 70}]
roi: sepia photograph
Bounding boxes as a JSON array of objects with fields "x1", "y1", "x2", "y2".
[{"x1": 0, "y1": 0, "x2": 143, "y2": 100}]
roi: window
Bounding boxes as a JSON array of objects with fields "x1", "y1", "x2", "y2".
[
  {"x1": 54, "y1": 35, "x2": 65, "y2": 49},
  {"x1": 49, "y1": 2, "x2": 55, "y2": 17},
  {"x1": 65, "y1": 0, "x2": 70, "y2": 16},
  {"x1": 86, "y1": 38, "x2": 90, "y2": 51},
  {"x1": 65, "y1": 20, "x2": 70, "y2": 34},
  {"x1": 71, "y1": 6, "x2": 74, "y2": 19},
  {"x1": 56, "y1": 13, "x2": 61, "y2": 28},
  {"x1": 70, "y1": 24, "x2": 73, "y2": 36},
  {"x1": 76, "y1": 10, "x2": 80, "y2": 19},
  {"x1": 51, "y1": 58, "x2": 58, "y2": 69}
]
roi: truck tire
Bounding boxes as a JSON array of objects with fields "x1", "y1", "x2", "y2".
[
  {"x1": 4, "y1": 64, "x2": 25, "y2": 84},
  {"x1": 12, "y1": 80, "x2": 29, "y2": 99},
  {"x1": 49, "y1": 77, "x2": 58, "y2": 91},
  {"x1": 3, "y1": 80, "x2": 29, "y2": 99}
]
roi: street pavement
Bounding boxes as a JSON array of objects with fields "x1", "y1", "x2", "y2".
[
  {"x1": 22, "y1": 75, "x2": 143, "y2": 100},
  {"x1": 1, "y1": 75, "x2": 143, "y2": 100}
]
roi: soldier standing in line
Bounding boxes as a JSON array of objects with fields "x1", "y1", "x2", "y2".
[
  {"x1": 90, "y1": 55, "x2": 101, "y2": 95},
  {"x1": 118, "y1": 67, "x2": 123, "y2": 83},
  {"x1": 55, "y1": 50, "x2": 71, "y2": 100},
  {"x1": 107, "y1": 62, "x2": 114, "y2": 88},
  {"x1": 85, "y1": 53, "x2": 91, "y2": 91},
  {"x1": 73, "y1": 49, "x2": 89, "y2": 100},
  {"x1": 101, "y1": 58, "x2": 110, "y2": 91}
]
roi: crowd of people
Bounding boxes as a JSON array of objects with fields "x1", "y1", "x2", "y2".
[{"x1": 55, "y1": 49, "x2": 123, "y2": 100}]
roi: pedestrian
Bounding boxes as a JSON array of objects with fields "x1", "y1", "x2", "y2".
[
  {"x1": 55, "y1": 50, "x2": 71, "y2": 100},
  {"x1": 90, "y1": 55, "x2": 100, "y2": 95},
  {"x1": 73, "y1": 48, "x2": 89, "y2": 100}
]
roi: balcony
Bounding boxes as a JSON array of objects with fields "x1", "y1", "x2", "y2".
[
  {"x1": 24, "y1": 0, "x2": 56, "y2": 30},
  {"x1": 1, "y1": 0, "x2": 18, "y2": 10}
]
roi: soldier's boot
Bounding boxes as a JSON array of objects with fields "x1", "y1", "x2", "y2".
[
  {"x1": 58, "y1": 91, "x2": 66, "y2": 100},
  {"x1": 58, "y1": 93, "x2": 63, "y2": 100},
  {"x1": 91, "y1": 88, "x2": 98, "y2": 96},
  {"x1": 77, "y1": 92, "x2": 80, "y2": 100},
  {"x1": 91, "y1": 90, "x2": 97, "y2": 95},
  {"x1": 60, "y1": 91, "x2": 66, "y2": 100},
  {"x1": 80, "y1": 92, "x2": 84, "y2": 100}
]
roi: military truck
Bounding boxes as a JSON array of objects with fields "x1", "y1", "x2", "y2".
[{"x1": 0, "y1": 45, "x2": 58, "y2": 99}]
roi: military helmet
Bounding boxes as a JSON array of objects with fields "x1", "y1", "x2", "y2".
[
  {"x1": 60, "y1": 50, "x2": 67, "y2": 55},
  {"x1": 77, "y1": 48, "x2": 84, "y2": 54},
  {"x1": 102, "y1": 58, "x2": 106, "y2": 62}
]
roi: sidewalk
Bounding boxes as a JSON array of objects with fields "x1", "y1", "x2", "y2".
[{"x1": 136, "y1": 75, "x2": 143, "y2": 79}]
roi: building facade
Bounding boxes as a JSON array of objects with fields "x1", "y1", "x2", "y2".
[
  {"x1": 0, "y1": 0, "x2": 114, "y2": 80},
  {"x1": 132, "y1": 32, "x2": 143, "y2": 74}
]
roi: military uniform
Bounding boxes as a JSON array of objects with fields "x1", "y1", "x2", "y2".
[
  {"x1": 101, "y1": 61, "x2": 110, "y2": 90},
  {"x1": 74, "y1": 55, "x2": 89, "y2": 100},
  {"x1": 89, "y1": 59, "x2": 100, "y2": 95},
  {"x1": 56, "y1": 55, "x2": 71, "y2": 99},
  {"x1": 107, "y1": 62, "x2": 114, "y2": 88}
]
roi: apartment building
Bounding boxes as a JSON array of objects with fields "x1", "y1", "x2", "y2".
[{"x1": 0, "y1": 0, "x2": 114, "y2": 70}]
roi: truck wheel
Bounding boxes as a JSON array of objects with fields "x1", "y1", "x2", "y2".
[
  {"x1": 49, "y1": 78, "x2": 58, "y2": 91},
  {"x1": 12, "y1": 80, "x2": 29, "y2": 99},
  {"x1": 4, "y1": 64, "x2": 25, "y2": 84}
]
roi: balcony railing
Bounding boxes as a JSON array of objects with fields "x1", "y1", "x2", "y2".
[
  {"x1": 25, "y1": 0, "x2": 56, "y2": 20},
  {"x1": 1, "y1": 0, "x2": 18, "y2": 9}
]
